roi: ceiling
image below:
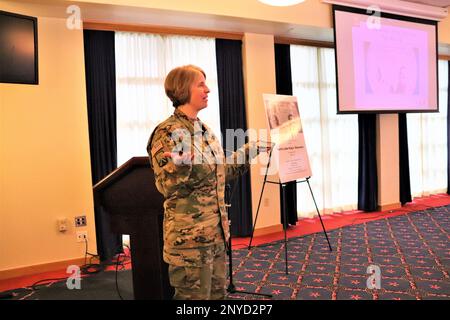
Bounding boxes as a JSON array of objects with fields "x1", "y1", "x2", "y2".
[
  {"x1": 6, "y1": 0, "x2": 450, "y2": 54},
  {"x1": 403, "y1": 0, "x2": 450, "y2": 7}
]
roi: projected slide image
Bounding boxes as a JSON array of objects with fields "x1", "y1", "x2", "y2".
[
  {"x1": 334, "y1": 9, "x2": 437, "y2": 112},
  {"x1": 364, "y1": 44, "x2": 419, "y2": 96},
  {"x1": 353, "y1": 23, "x2": 428, "y2": 109}
]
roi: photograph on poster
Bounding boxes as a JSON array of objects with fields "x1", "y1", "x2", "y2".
[{"x1": 265, "y1": 99, "x2": 302, "y2": 132}]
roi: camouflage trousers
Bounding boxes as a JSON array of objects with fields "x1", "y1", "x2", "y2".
[{"x1": 168, "y1": 243, "x2": 226, "y2": 300}]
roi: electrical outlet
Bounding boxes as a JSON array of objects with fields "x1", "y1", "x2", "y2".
[
  {"x1": 75, "y1": 215, "x2": 87, "y2": 227},
  {"x1": 57, "y1": 218, "x2": 68, "y2": 232},
  {"x1": 264, "y1": 197, "x2": 270, "y2": 207},
  {"x1": 76, "y1": 231, "x2": 88, "y2": 242}
]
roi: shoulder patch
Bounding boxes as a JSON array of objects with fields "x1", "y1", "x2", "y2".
[
  {"x1": 151, "y1": 140, "x2": 164, "y2": 157},
  {"x1": 153, "y1": 147, "x2": 169, "y2": 168}
]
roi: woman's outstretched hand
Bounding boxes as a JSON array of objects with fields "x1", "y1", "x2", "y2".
[{"x1": 162, "y1": 151, "x2": 194, "y2": 165}]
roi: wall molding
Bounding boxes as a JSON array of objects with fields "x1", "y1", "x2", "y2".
[
  {"x1": 377, "y1": 202, "x2": 402, "y2": 212},
  {"x1": 275, "y1": 36, "x2": 334, "y2": 48},
  {"x1": 253, "y1": 224, "x2": 284, "y2": 237},
  {"x1": 83, "y1": 21, "x2": 243, "y2": 40},
  {"x1": 0, "y1": 257, "x2": 93, "y2": 281}
]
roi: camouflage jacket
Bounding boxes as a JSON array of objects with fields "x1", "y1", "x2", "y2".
[{"x1": 147, "y1": 108, "x2": 258, "y2": 266}]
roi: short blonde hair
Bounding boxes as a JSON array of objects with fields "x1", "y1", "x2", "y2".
[{"x1": 164, "y1": 65, "x2": 206, "y2": 108}]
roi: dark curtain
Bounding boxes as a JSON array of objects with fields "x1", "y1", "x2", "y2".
[
  {"x1": 274, "y1": 43, "x2": 298, "y2": 226},
  {"x1": 357, "y1": 114, "x2": 378, "y2": 211},
  {"x1": 398, "y1": 114, "x2": 412, "y2": 204},
  {"x1": 448, "y1": 61, "x2": 450, "y2": 195},
  {"x1": 84, "y1": 30, "x2": 122, "y2": 261},
  {"x1": 215, "y1": 38, "x2": 253, "y2": 236}
]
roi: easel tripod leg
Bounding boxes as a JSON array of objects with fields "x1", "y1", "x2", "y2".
[
  {"x1": 248, "y1": 180, "x2": 266, "y2": 249},
  {"x1": 248, "y1": 150, "x2": 273, "y2": 250},
  {"x1": 281, "y1": 183, "x2": 289, "y2": 275},
  {"x1": 306, "y1": 179, "x2": 333, "y2": 252}
]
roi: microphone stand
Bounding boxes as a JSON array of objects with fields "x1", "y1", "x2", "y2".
[{"x1": 225, "y1": 184, "x2": 272, "y2": 299}]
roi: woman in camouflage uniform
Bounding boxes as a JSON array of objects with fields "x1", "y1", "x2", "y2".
[{"x1": 147, "y1": 65, "x2": 267, "y2": 300}]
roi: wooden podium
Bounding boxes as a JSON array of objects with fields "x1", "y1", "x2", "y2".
[{"x1": 93, "y1": 157, "x2": 173, "y2": 300}]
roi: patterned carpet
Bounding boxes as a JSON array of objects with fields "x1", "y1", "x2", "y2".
[
  {"x1": 227, "y1": 205, "x2": 450, "y2": 300},
  {"x1": 2, "y1": 205, "x2": 448, "y2": 300}
]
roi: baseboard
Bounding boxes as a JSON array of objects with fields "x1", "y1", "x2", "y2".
[
  {"x1": 0, "y1": 257, "x2": 90, "y2": 281},
  {"x1": 378, "y1": 202, "x2": 402, "y2": 212},
  {"x1": 253, "y1": 224, "x2": 283, "y2": 237}
]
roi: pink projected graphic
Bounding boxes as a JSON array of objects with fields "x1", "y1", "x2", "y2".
[{"x1": 335, "y1": 10, "x2": 437, "y2": 112}]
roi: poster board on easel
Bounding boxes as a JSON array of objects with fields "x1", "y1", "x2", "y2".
[{"x1": 263, "y1": 94, "x2": 312, "y2": 184}]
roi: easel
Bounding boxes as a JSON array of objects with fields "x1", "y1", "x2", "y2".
[{"x1": 248, "y1": 148, "x2": 333, "y2": 274}]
